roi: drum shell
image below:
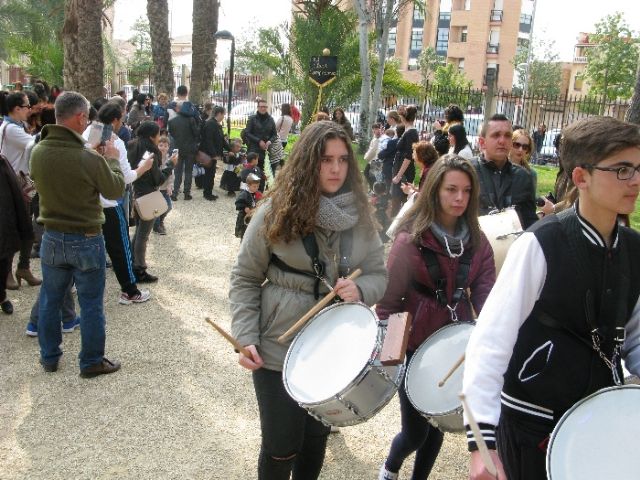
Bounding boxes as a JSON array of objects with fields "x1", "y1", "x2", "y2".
[
  {"x1": 478, "y1": 207, "x2": 523, "y2": 274},
  {"x1": 282, "y1": 302, "x2": 403, "y2": 427},
  {"x1": 405, "y1": 321, "x2": 474, "y2": 433}
]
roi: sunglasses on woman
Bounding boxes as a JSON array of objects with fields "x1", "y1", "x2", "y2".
[{"x1": 512, "y1": 142, "x2": 530, "y2": 151}]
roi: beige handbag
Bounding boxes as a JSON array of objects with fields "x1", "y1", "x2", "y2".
[{"x1": 134, "y1": 190, "x2": 169, "y2": 221}]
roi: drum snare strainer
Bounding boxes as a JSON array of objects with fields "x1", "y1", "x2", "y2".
[{"x1": 283, "y1": 302, "x2": 404, "y2": 427}]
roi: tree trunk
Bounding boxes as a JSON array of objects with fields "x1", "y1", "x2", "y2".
[
  {"x1": 190, "y1": 0, "x2": 219, "y2": 106},
  {"x1": 75, "y1": 0, "x2": 104, "y2": 101},
  {"x1": 147, "y1": 0, "x2": 175, "y2": 97},
  {"x1": 62, "y1": 0, "x2": 80, "y2": 91},
  {"x1": 371, "y1": 0, "x2": 394, "y2": 125},
  {"x1": 353, "y1": 0, "x2": 371, "y2": 154},
  {"x1": 626, "y1": 59, "x2": 640, "y2": 125}
]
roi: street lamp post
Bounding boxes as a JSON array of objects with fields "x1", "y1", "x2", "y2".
[{"x1": 214, "y1": 30, "x2": 235, "y2": 138}]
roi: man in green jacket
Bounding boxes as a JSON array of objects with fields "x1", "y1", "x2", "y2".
[{"x1": 30, "y1": 91, "x2": 125, "y2": 377}]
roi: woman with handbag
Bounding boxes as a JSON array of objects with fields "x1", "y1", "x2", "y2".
[{"x1": 128, "y1": 121, "x2": 175, "y2": 283}]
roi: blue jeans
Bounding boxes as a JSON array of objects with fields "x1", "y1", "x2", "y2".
[{"x1": 38, "y1": 230, "x2": 107, "y2": 369}]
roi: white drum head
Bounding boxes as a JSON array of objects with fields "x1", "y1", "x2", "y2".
[
  {"x1": 547, "y1": 385, "x2": 640, "y2": 479},
  {"x1": 284, "y1": 303, "x2": 378, "y2": 404},
  {"x1": 405, "y1": 322, "x2": 474, "y2": 415}
]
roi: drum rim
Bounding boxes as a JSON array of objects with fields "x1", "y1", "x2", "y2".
[
  {"x1": 282, "y1": 301, "x2": 380, "y2": 405},
  {"x1": 405, "y1": 321, "x2": 475, "y2": 417},
  {"x1": 546, "y1": 383, "x2": 640, "y2": 479}
]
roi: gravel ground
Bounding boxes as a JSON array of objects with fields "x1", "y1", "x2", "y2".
[{"x1": 0, "y1": 179, "x2": 468, "y2": 479}]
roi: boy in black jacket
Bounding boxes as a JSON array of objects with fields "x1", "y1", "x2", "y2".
[
  {"x1": 462, "y1": 116, "x2": 640, "y2": 480},
  {"x1": 235, "y1": 173, "x2": 260, "y2": 239}
]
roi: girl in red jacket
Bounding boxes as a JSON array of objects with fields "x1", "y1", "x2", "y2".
[{"x1": 376, "y1": 154, "x2": 496, "y2": 480}]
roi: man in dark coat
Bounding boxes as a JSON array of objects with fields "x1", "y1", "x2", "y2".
[
  {"x1": 199, "y1": 106, "x2": 230, "y2": 201},
  {"x1": 244, "y1": 99, "x2": 277, "y2": 192},
  {"x1": 168, "y1": 101, "x2": 200, "y2": 200}
]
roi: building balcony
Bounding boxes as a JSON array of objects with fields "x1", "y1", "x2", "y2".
[
  {"x1": 487, "y1": 43, "x2": 500, "y2": 55},
  {"x1": 490, "y1": 10, "x2": 503, "y2": 22},
  {"x1": 573, "y1": 56, "x2": 588, "y2": 63}
]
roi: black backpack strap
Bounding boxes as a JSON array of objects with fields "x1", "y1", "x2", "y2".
[
  {"x1": 338, "y1": 228, "x2": 353, "y2": 277},
  {"x1": 453, "y1": 248, "x2": 473, "y2": 304},
  {"x1": 416, "y1": 247, "x2": 446, "y2": 306},
  {"x1": 301, "y1": 233, "x2": 324, "y2": 299}
]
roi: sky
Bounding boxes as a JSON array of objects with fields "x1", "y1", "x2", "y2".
[{"x1": 113, "y1": 0, "x2": 640, "y2": 62}]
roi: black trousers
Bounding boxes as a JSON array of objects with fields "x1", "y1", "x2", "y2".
[
  {"x1": 252, "y1": 368, "x2": 330, "y2": 480},
  {"x1": 384, "y1": 351, "x2": 444, "y2": 479},
  {"x1": 496, "y1": 412, "x2": 551, "y2": 480},
  {"x1": 202, "y1": 159, "x2": 217, "y2": 196},
  {"x1": 0, "y1": 256, "x2": 10, "y2": 302},
  {"x1": 102, "y1": 205, "x2": 138, "y2": 296}
]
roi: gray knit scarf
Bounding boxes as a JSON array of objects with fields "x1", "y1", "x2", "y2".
[
  {"x1": 316, "y1": 192, "x2": 359, "y2": 231},
  {"x1": 430, "y1": 218, "x2": 470, "y2": 257}
]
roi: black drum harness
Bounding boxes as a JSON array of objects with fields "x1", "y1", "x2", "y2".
[
  {"x1": 270, "y1": 230, "x2": 353, "y2": 300},
  {"x1": 411, "y1": 246, "x2": 473, "y2": 323}
]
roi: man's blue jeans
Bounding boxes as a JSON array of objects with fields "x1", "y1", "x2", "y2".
[{"x1": 38, "y1": 230, "x2": 107, "y2": 370}]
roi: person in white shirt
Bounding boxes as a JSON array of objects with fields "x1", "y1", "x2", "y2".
[
  {"x1": 363, "y1": 123, "x2": 383, "y2": 190},
  {"x1": 82, "y1": 101, "x2": 153, "y2": 304},
  {"x1": 447, "y1": 124, "x2": 473, "y2": 160}
]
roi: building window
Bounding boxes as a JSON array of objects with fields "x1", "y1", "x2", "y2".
[
  {"x1": 413, "y1": 2, "x2": 425, "y2": 21},
  {"x1": 574, "y1": 76, "x2": 583, "y2": 91},
  {"x1": 388, "y1": 28, "x2": 397, "y2": 56},
  {"x1": 520, "y1": 14, "x2": 532, "y2": 33},
  {"x1": 487, "y1": 28, "x2": 500, "y2": 53},
  {"x1": 465, "y1": 0, "x2": 471, "y2": 10},
  {"x1": 459, "y1": 59, "x2": 465, "y2": 71},
  {"x1": 410, "y1": 28, "x2": 424, "y2": 51},
  {"x1": 408, "y1": 58, "x2": 419, "y2": 71},
  {"x1": 461, "y1": 27, "x2": 468, "y2": 43},
  {"x1": 436, "y1": 28, "x2": 449, "y2": 56}
]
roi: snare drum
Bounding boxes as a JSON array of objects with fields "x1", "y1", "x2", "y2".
[
  {"x1": 478, "y1": 207, "x2": 523, "y2": 273},
  {"x1": 283, "y1": 302, "x2": 404, "y2": 427},
  {"x1": 405, "y1": 321, "x2": 474, "y2": 432},
  {"x1": 547, "y1": 385, "x2": 640, "y2": 479}
]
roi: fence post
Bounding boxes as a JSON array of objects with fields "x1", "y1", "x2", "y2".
[{"x1": 483, "y1": 79, "x2": 497, "y2": 120}]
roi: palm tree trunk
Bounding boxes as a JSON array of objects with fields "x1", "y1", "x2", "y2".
[
  {"x1": 190, "y1": 0, "x2": 219, "y2": 106},
  {"x1": 147, "y1": 0, "x2": 175, "y2": 97},
  {"x1": 62, "y1": 0, "x2": 80, "y2": 90},
  {"x1": 76, "y1": 0, "x2": 104, "y2": 100}
]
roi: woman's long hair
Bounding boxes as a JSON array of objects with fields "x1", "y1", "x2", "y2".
[
  {"x1": 264, "y1": 121, "x2": 374, "y2": 243},
  {"x1": 396, "y1": 154, "x2": 482, "y2": 250},
  {"x1": 448, "y1": 124, "x2": 470, "y2": 154},
  {"x1": 332, "y1": 107, "x2": 348, "y2": 125},
  {"x1": 127, "y1": 121, "x2": 161, "y2": 169}
]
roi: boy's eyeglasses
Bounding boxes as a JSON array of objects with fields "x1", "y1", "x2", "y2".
[{"x1": 581, "y1": 164, "x2": 640, "y2": 181}]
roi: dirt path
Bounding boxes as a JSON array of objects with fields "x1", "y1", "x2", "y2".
[{"x1": 0, "y1": 189, "x2": 467, "y2": 479}]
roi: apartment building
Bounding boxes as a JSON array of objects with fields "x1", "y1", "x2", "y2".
[{"x1": 391, "y1": 0, "x2": 535, "y2": 90}]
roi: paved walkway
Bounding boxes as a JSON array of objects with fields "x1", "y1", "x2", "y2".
[{"x1": 0, "y1": 188, "x2": 467, "y2": 479}]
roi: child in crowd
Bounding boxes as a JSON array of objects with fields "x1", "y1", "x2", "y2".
[
  {"x1": 370, "y1": 181, "x2": 390, "y2": 243},
  {"x1": 240, "y1": 152, "x2": 264, "y2": 191},
  {"x1": 220, "y1": 138, "x2": 244, "y2": 197},
  {"x1": 235, "y1": 173, "x2": 260, "y2": 239},
  {"x1": 154, "y1": 136, "x2": 176, "y2": 235}
]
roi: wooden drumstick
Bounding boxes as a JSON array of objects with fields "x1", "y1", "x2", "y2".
[
  {"x1": 459, "y1": 393, "x2": 498, "y2": 477},
  {"x1": 438, "y1": 353, "x2": 465, "y2": 387},
  {"x1": 205, "y1": 317, "x2": 252, "y2": 358},
  {"x1": 277, "y1": 268, "x2": 362, "y2": 343}
]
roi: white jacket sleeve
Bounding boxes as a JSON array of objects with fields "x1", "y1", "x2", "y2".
[{"x1": 462, "y1": 232, "x2": 547, "y2": 429}]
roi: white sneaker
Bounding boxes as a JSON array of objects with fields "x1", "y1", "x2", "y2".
[
  {"x1": 378, "y1": 464, "x2": 398, "y2": 480},
  {"x1": 119, "y1": 289, "x2": 151, "y2": 305}
]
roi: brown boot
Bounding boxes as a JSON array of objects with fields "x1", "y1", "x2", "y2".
[
  {"x1": 15, "y1": 268, "x2": 42, "y2": 287},
  {"x1": 6, "y1": 271, "x2": 19, "y2": 290}
]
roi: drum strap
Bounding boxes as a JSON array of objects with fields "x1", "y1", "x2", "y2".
[
  {"x1": 413, "y1": 247, "x2": 473, "y2": 317},
  {"x1": 269, "y1": 229, "x2": 353, "y2": 300}
]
